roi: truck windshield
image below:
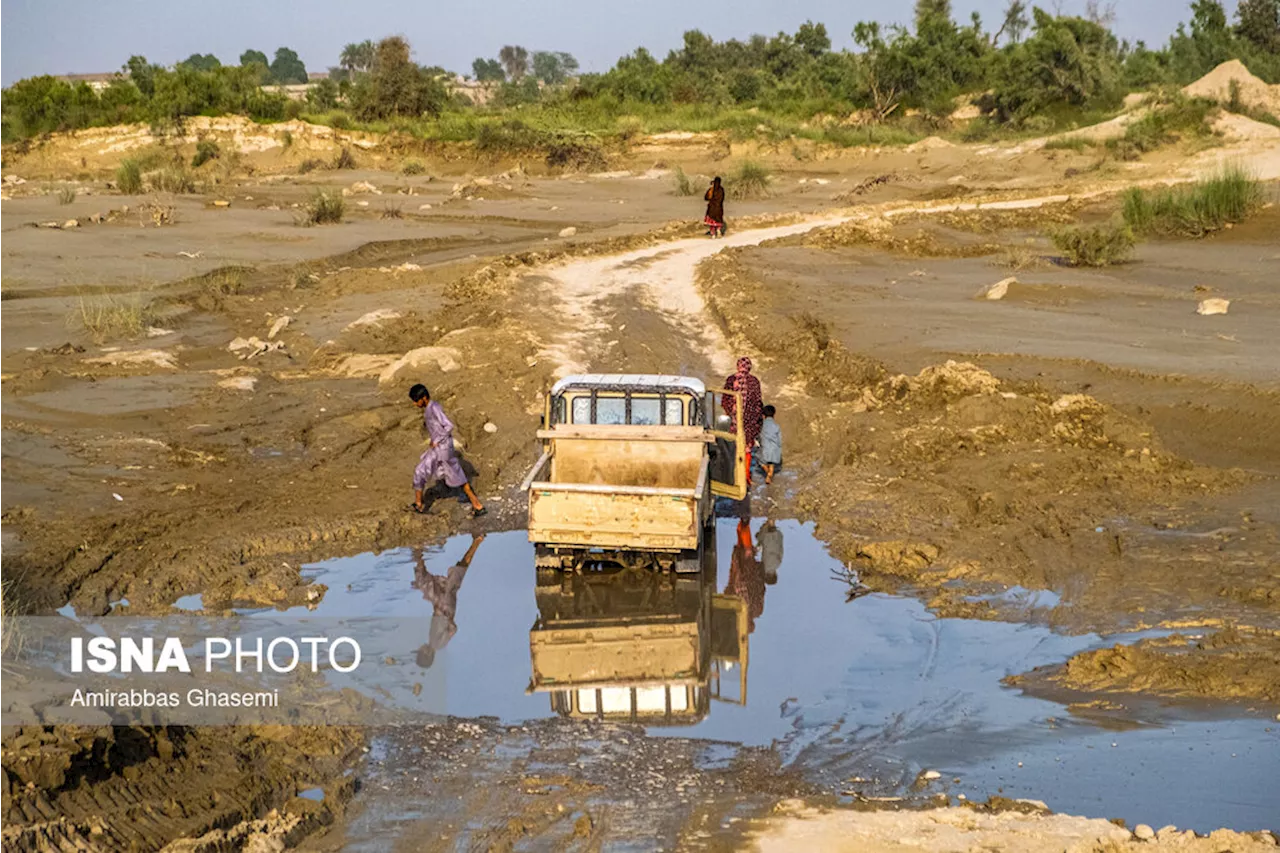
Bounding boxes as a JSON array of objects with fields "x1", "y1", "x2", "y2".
[{"x1": 565, "y1": 393, "x2": 687, "y2": 425}]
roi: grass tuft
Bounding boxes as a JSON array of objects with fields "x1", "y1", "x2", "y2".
[
  {"x1": 192, "y1": 138, "x2": 221, "y2": 168},
  {"x1": 1122, "y1": 166, "x2": 1264, "y2": 237},
  {"x1": 56, "y1": 186, "x2": 77, "y2": 205},
  {"x1": 332, "y1": 147, "x2": 358, "y2": 170},
  {"x1": 1051, "y1": 222, "x2": 1136, "y2": 267},
  {"x1": 304, "y1": 189, "x2": 345, "y2": 225},
  {"x1": 672, "y1": 166, "x2": 697, "y2": 196},
  {"x1": 71, "y1": 292, "x2": 155, "y2": 341},
  {"x1": 401, "y1": 159, "x2": 427, "y2": 176},
  {"x1": 116, "y1": 159, "x2": 143, "y2": 194},
  {"x1": 380, "y1": 202, "x2": 403, "y2": 219},
  {"x1": 730, "y1": 160, "x2": 772, "y2": 200},
  {"x1": 297, "y1": 158, "x2": 326, "y2": 174}
]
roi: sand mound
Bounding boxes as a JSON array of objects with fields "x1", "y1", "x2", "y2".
[
  {"x1": 1211, "y1": 111, "x2": 1280, "y2": 141},
  {"x1": 1183, "y1": 60, "x2": 1280, "y2": 116},
  {"x1": 906, "y1": 136, "x2": 955, "y2": 153}
]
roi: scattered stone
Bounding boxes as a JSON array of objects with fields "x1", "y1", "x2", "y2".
[
  {"x1": 112, "y1": 493, "x2": 124, "y2": 501},
  {"x1": 985, "y1": 277, "x2": 1016, "y2": 301},
  {"x1": 1197, "y1": 297, "x2": 1230, "y2": 315},
  {"x1": 228, "y1": 336, "x2": 286, "y2": 360},
  {"x1": 345, "y1": 181, "x2": 380, "y2": 196},
  {"x1": 1134, "y1": 824, "x2": 1155, "y2": 841},
  {"x1": 922, "y1": 770, "x2": 941, "y2": 780},
  {"x1": 85, "y1": 349, "x2": 178, "y2": 370},
  {"x1": 267, "y1": 316, "x2": 291, "y2": 339},
  {"x1": 559, "y1": 226, "x2": 577, "y2": 238},
  {"x1": 345, "y1": 309, "x2": 401, "y2": 330},
  {"x1": 377, "y1": 346, "x2": 463, "y2": 385},
  {"x1": 483, "y1": 422, "x2": 498, "y2": 434},
  {"x1": 218, "y1": 376, "x2": 258, "y2": 391},
  {"x1": 212, "y1": 200, "x2": 231, "y2": 208},
  {"x1": 357, "y1": 200, "x2": 369, "y2": 207},
  {"x1": 62, "y1": 219, "x2": 79, "y2": 229},
  {"x1": 145, "y1": 327, "x2": 175, "y2": 338},
  {"x1": 1050, "y1": 393, "x2": 1105, "y2": 416},
  {"x1": 418, "y1": 203, "x2": 433, "y2": 210}
]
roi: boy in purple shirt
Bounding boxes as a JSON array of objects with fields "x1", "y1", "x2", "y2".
[{"x1": 409, "y1": 384, "x2": 486, "y2": 517}]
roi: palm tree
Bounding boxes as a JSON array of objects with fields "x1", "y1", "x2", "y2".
[
  {"x1": 498, "y1": 45, "x2": 529, "y2": 81},
  {"x1": 340, "y1": 40, "x2": 375, "y2": 76}
]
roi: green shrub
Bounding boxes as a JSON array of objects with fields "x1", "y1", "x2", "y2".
[
  {"x1": 116, "y1": 159, "x2": 143, "y2": 194},
  {"x1": 329, "y1": 112, "x2": 352, "y2": 130},
  {"x1": 1043, "y1": 136, "x2": 1092, "y2": 152},
  {"x1": 401, "y1": 158, "x2": 427, "y2": 175},
  {"x1": 730, "y1": 160, "x2": 771, "y2": 199},
  {"x1": 71, "y1": 293, "x2": 155, "y2": 341},
  {"x1": 57, "y1": 186, "x2": 77, "y2": 205},
  {"x1": 152, "y1": 166, "x2": 196, "y2": 193},
  {"x1": 1052, "y1": 222, "x2": 1136, "y2": 266},
  {"x1": 545, "y1": 134, "x2": 606, "y2": 171},
  {"x1": 1108, "y1": 97, "x2": 1217, "y2": 157},
  {"x1": 298, "y1": 158, "x2": 325, "y2": 174},
  {"x1": 191, "y1": 138, "x2": 220, "y2": 167},
  {"x1": 673, "y1": 166, "x2": 697, "y2": 196},
  {"x1": 304, "y1": 189, "x2": 345, "y2": 224},
  {"x1": 332, "y1": 147, "x2": 358, "y2": 169},
  {"x1": 1122, "y1": 166, "x2": 1264, "y2": 237}
]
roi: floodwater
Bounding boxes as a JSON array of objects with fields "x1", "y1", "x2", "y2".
[{"x1": 290, "y1": 520, "x2": 1277, "y2": 833}]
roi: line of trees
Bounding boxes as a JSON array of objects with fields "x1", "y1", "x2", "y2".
[{"x1": 2, "y1": 0, "x2": 1276, "y2": 145}]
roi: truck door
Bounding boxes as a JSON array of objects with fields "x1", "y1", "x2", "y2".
[
  {"x1": 709, "y1": 594, "x2": 748, "y2": 705},
  {"x1": 705, "y1": 390, "x2": 747, "y2": 500}
]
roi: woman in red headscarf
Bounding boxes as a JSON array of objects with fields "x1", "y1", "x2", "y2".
[
  {"x1": 704, "y1": 177, "x2": 725, "y2": 238},
  {"x1": 722, "y1": 357, "x2": 763, "y2": 481}
]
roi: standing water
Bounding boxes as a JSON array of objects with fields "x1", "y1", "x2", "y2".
[{"x1": 287, "y1": 519, "x2": 1277, "y2": 832}]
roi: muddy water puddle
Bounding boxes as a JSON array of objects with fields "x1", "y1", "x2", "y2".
[{"x1": 279, "y1": 521, "x2": 1278, "y2": 833}]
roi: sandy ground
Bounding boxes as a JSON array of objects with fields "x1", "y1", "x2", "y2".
[{"x1": 3, "y1": 114, "x2": 1279, "y2": 848}]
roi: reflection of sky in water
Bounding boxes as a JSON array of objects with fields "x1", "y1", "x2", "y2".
[{"x1": 215, "y1": 522, "x2": 1280, "y2": 830}]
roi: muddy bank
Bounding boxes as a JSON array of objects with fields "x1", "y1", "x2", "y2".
[{"x1": 1009, "y1": 626, "x2": 1280, "y2": 705}]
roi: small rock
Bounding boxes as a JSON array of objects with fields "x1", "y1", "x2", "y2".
[
  {"x1": 217, "y1": 376, "x2": 258, "y2": 391},
  {"x1": 922, "y1": 770, "x2": 941, "y2": 780},
  {"x1": 1197, "y1": 297, "x2": 1230, "y2": 315},
  {"x1": 1156, "y1": 825, "x2": 1178, "y2": 840},
  {"x1": 418, "y1": 203, "x2": 432, "y2": 210},
  {"x1": 62, "y1": 219, "x2": 79, "y2": 229},
  {"x1": 268, "y1": 316, "x2": 291, "y2": 339},
  {"x1": 357, "y1": 200, "x2": 369, "y2": 207},
  {"x1": 483, "y1": 422, "x2": 498, "y2": 434},
  {"x1": 212, "y1": 200, "x2": 231, "y2": 208},
  {"x1": 985, "y1": 277, "x2": 1016, "y2": 301},
  {"x1": 112, "y1": 493, "x2": 124, "y2": 502},
  {"x1": 559, "y1": 226, "x2": 577, "y2": 238},
  {"x1": 1134, "y1": 824, "x2": 1155, "y2": 841}
]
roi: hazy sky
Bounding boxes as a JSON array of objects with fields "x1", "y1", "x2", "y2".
[{"x1": 1, "y1": 0, "x2": 1236, "y2": 86}]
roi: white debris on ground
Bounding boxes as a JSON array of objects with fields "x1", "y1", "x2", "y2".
[
  {"x1": 559, "y1": 226, "x2": 578, "y2": 238},
  {"x1": 267, "y1": 316, "x2": 291, "y2": 339},
  {"x1": 85, "y1": 350, "x2": 178, "y2": 370},
  {"x1": 985, "y1": 277, "x2": 1016, "y2": 301},
  {"x1": 228, "y1": 337, "x2": 286, "y2": 359},
  {"x1": 217, "y1": 376, "x2": 258, "y2": 391},
  {"x1": 1197, "y1": 298, "x2": 1230, "y2": 316},
  {"x1": 376, "y1": 346, "x2": 463, "y2": 385},
  {"x1": 344, "y1": 309, "x2": 402, "y2": 330}
]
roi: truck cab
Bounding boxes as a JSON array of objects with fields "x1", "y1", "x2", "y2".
[{"x1": 521, "y1": 374, "x2": 747, "y2": 573}]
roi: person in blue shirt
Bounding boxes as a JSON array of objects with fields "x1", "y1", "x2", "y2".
[{"x1": 759, "y1": 405, "x2": 782, "y2": 485}]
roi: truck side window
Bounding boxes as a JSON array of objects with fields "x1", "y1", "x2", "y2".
[
  {"x1": 596, "y1": 396, "x2": 626, "y2": 425},
  {"x1": 665, "y1": 399, "x2": 684, "y2": 425},
  {"x1": 571, "y1": 397, "x2": 591, "y2": 424},
  {"x1": 631, "y1": 398, "x2": 660, "y2": 425}
]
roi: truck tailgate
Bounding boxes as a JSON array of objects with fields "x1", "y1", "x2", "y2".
[
  {"x1": 528, "y1": 486, "x2": 699, "y2": 551},
  {"x1": 529, "y1": 621, "x2": 702, "y2": 690}
]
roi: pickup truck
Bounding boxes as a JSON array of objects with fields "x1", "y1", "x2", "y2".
[{"x1": 520, "y1": 374, "x2": 748, "y2": 573}]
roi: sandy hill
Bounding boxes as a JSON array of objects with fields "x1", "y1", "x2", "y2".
[{"x1": 1183, "y1": 59, "x2": 1280, "y2": 117}]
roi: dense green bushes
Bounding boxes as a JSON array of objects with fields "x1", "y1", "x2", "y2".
[{"x1": 1122, "y1": 166, "x2": 1265, "y2": 236}]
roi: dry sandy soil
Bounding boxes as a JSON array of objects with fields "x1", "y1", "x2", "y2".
[{"x1": 2, "y1": 100, "x2": 1279, "y2": 849}]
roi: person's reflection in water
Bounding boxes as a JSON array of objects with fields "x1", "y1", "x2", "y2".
[
  {"x1": 411, "y1": 533, "x2": 485, "y2": 669},
  {"x1": 757, "y1": 518, "x2": 783, "y2": 586},
  {"x1": 726, "y1": 518, "x2": 765, "y2": 633}
]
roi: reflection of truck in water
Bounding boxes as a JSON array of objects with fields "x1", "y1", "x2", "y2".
[
  {"x1": 527, "y1": 536, "x2": 748, "y2": 726},
  {"x1": 520, "y1": 375, "x2": 748, "y2": 573}
]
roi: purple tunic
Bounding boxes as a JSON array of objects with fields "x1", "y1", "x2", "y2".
[
  {"x1": 412, "y1": 555, "x2": 468, "y2": 653},
  {"x1": 413, "y1": 400, "x2": 468, "y2": 489}
]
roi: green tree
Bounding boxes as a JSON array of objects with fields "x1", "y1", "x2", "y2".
[
  {"x1": 987, "y1": 8, "x2": 1123, "y2": 120},
  {"x1": 179, "y1": 53, "x2": 222, "y2": 72},
  {"x1": 472, "y1": 57, "x2": 505, "y2": 81},
  {"x1": 795, "y1": 21, "x2": 831, "y2": 57},
  {"x1": 240, "y1": 49, "x2": 269, "y2": 68},
  {"x1": 307, "y1": 77, "x2": 341, "y2": 110},
  {"x1": 1236, "y1": 0, "x2": 1280, "y2": 50},
  {"x1": 125, "y1": 55, "x2": 159, "y2": 97},
  {"x1": 498, "y1": 45, "x2": 529, "y2": 80},
  {"x1": 340, "y1": 41, "x2": 375, "y2": 76},
  {"x1": 532, "y1": 51, "x2": 579, "y2": 84},
  {"x1": 351, "y1": 36, "x2": 447, "y2": 119},
  {"x1": 270, "y1": 47, "x2": 308, "y2": 84},
  {"x1": 992, "y1": 0, "x2": 1029, "y2": 45}
]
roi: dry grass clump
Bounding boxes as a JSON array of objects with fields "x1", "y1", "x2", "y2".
[
  {"x1": 304, "y1": 189, "x2": 345, "y2": 225},
  {"x1": 1051, "y1": 222, "x2": 1136, "y2": 267},
  {"x1": 70, "y1": 292, "x2": 156, "y2": 341}
]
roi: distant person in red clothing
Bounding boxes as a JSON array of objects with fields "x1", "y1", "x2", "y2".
[
  {"x1": 722, "y1": 357, "x2": 763, "y2": 482},
  {"x1": 704, "y1": 176, "x2": 726, "y2": 238}
]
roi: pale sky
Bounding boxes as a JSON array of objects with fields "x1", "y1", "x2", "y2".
[{"x1": 1, "y1": 0, "x2": 1239, "y2": 86}]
